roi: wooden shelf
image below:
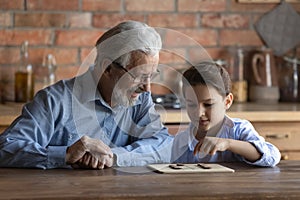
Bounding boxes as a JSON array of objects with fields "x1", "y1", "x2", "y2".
[
  {"x1": 157, "y1": 102, "x2": 300, "y2": 124},
  {"x1": 238, "y1": 0, "x2": 300, "y2": 3}
]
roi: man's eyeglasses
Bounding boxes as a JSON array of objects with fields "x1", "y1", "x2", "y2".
[{"x1": 112, "y1": 62, "x2": 160, "y2": 84}]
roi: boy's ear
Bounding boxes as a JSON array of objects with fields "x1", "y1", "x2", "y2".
[{"x1": 224, "y1": 93, "x2": 234, "y2": 110}]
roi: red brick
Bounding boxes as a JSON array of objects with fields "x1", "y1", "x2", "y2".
[
  {"x1": 178, "y1": 0, "x2": 226, "y2": 12},
  {"x1": 15, "y1": 13, "x2": 67, "y2": 27},
  {"x1": 187, "y1": 47, "x2": 216, "y2": 64},
  {"x1": 0, "y1": 0, "x2": 23, "y2": 10},
  {"x1": 159, "y1": 49, "x2": 187, "y2": 64},
  {"x1": 188, "y1": 47, "x2": 228, "y2": 61},
  {"x1": 229, "y1": 0, "x2": 277, "y2": 12},
  {"x1": 148, "y1": 14, "x2": 197, "y2": 28},
  {"x1": 82, "y1": 0, "x2": 121, "y2": 11},
  {"x1": 0, "y1": 29, "x2": 53, "y2": 46},
  {"x1": 220, "y1": 30, "x2": 263, "y2": 46},
  {"x1": 202, "y1": 14, "x2": 250, "y2": 29},
  {"x1": 69, "y1": 13, "x2": 92, "y2": 28},
  {"x1": 0, "y1": 47, "x2": 19, "y2": 65},
  {"x1": 55, "y1": 30, "x2": 103, "y2": 47},
  {"x1": 0, "y1": 12, "x2": 12, "y2": 27},
  {"x1": 125, "y1": 0, "x2": 175, "y2": 12},
  {"x1": 27, "y1": 0, "x2": 78, "y2": 11},
  {"x1": 30, "y1": 48, "x2": 78, "y2": 66},
  {"x1": 0, "y1": 47, "x2": 78, "y2": 69},
  {"x1": 93, "y1": 14, "x2": 145, "y2": 29},
  {"x1": 201, "y1": 14, "x2": 223, "y2": 28},
  {"x1": 163, "y1": 29, "x2": 217, "y2": 47},
  {"x1": 80, "y1": 47, "x2": 96, "y2": 64}
]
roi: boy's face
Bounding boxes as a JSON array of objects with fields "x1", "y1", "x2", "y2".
[{"x1": 184, "y1": 84, "x2": 232, "y2": 134}]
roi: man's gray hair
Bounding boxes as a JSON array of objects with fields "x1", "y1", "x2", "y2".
[{"x1": 95, "y1": 20, "x2": 162, "y2": 68}]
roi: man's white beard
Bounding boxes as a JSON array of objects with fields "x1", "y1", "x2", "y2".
[{"x1": 112, "y1": 85, "x2": 138, "y2": 107}]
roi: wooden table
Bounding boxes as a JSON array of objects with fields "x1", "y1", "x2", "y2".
[{"x1": 0, "y1": 160, "x2": 300, "y2": 199}]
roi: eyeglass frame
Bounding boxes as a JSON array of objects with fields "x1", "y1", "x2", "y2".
[{"x1": 111, "y1": 61, "x2": 160, "y2": 83}]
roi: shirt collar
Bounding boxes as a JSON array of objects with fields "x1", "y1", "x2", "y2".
[
  {"x1": 73, "y1": 66, "x2": 102, "y2": 104},
  {"x1": 223, "y1": 115, "x2": 234, "y2": 128}
]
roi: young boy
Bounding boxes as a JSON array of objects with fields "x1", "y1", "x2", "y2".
[{"x1": 171, "y1": 62, "x2": 281, "y2": 167}]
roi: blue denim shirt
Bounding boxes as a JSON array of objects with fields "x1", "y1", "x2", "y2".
[
  {"x1": 171, "y1": 116, "x2": 281, "y2": 167},
  {"x1": 0, "y1": 67, "x2": 173, "y2": 169}
]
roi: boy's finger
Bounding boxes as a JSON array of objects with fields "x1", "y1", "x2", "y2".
[{"x1": 193, "y1": 138, "x2": 204, "y2": 155}]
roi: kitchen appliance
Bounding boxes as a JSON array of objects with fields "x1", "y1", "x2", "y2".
[{"x1": 152, "y1": 93, "x2": 184, "y2": 109}]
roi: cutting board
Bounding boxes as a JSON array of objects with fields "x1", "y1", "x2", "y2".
[
  {"x1": 148, "y1": 163, "x2": 235, "y2": 174},
  {"x1": 255, "y1": 1, "x2": 300, "y2": 56}
]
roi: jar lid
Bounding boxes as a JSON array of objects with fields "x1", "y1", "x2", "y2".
[{"x1": 284, "y1": 56, "x2": 300, "y2": 65}]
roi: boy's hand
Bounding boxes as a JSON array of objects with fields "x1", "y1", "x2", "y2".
[{"x1": 193, "y1": 137, "x2": 230, "y2": 156}]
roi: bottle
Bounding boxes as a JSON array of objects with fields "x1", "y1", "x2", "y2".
[
  {"x1": 43, "y1": 54, "x2": 57, "y2": 87},
  {"x1": 15, "y1": 41, "x2": 34, "y2": 102},
  {"x1": 228, "y1": 45, "x2": 248, "y2": 102}
]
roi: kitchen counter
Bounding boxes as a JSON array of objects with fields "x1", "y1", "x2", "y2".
[
  {"x1": 157, "y1": 102, "x2": 300, "y2": 124},
  {"x1": 1, "y1": 102, "x2": 300, "y2": 126}
]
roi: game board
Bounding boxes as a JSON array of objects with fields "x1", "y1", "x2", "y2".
[{"x1": 148, "y1": 163, "x2": 235, "y2": 174}]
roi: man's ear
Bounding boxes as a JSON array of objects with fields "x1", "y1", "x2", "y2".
[
  {"x1": 224, "y1": 93, "x2": 234, "y2": 110},
  {"x1": 101, "y1": 58, "x2": 113, "y2": 75}
]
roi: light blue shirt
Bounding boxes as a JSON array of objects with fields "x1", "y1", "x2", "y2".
[
  {"x1": 171, "y1": 116, "x2": 281, "y2": 167},
  {"x1": 0, "y1": 67, "x2": 173, "y2": 169}
]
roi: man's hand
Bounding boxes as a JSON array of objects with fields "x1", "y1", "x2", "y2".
[
  {"x1": 71, "y1": 152, "x2": 114, "y2": 169},
  {"x1": 66, "y1": 135, "x2": 113, "y2": 169}
]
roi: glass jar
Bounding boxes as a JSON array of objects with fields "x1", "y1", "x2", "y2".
[{"x1": 279, "y1": 56, "x2": 300, "y2": 102}]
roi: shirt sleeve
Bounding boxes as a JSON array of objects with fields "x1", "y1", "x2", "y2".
[
  {"x1": 0, "y1": 90, "x2": 70, "y2": 169},
  {"x1": 236, "y1": 120, "x2": 281, "y2": 167},
  {"x1": 111, "y1": 93, "x2": 174, "y2": 167}
]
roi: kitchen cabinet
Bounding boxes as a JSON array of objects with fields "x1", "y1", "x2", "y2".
[
  {"x1": 1, "y1": 102, "x2": 300, "y2": 160},
  {"x1": 159, "y1": 103, "x2": 300, "y2": 160}
]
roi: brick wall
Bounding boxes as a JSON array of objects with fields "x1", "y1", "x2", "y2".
[{"x1": 0, "y1": 0, "x2": 299, "y2": 101}]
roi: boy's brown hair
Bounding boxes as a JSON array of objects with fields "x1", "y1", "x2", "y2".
[{"x1": 182, "y1": 61, "x2": 232, "y2": 97}]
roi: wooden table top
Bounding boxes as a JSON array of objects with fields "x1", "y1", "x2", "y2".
[{"x1": 0, "y1": 160, "x2": 300, "y2": 200}]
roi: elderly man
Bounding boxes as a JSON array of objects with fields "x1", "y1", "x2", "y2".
[{"x1": 0, "y1": 21, "x2": 173, "y2": 169}]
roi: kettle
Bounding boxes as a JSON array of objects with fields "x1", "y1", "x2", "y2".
[{"x1": 249, "y1": 46, "x2": 279, "y2": 102}]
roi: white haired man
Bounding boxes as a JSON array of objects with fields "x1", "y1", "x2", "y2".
[{"x1": 0, "y1": 21, "x2": 173, "y2": 169}]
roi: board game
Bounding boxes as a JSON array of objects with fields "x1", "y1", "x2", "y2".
[{"x1": 147, "y1": 163, "x2": 235, "y2": 174}]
